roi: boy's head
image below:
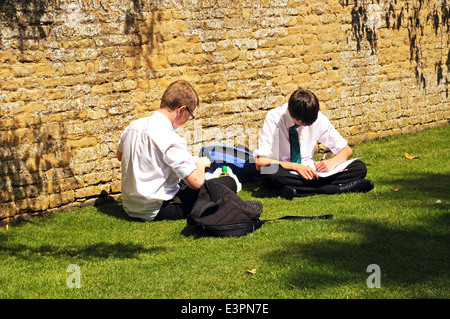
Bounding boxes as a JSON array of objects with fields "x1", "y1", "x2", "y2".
[
  {"x1": 287, "y1": 89, "x2": 319, "y2": 126},
  {"x1": 160, "y1": 80, "x2": 199, "y2": 112}
]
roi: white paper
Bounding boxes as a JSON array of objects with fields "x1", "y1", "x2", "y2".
[{"x1": 290, "y1": 158, "x2": 361, "y2": 178}]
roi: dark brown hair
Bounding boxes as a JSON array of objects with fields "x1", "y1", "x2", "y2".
[{"x1": 287, "y1": 89, "x2": 319, "y2": 126}]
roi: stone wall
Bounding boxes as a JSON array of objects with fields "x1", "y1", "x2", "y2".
[{"x1": 0, "y1": 0, "x2": 449, "y2": 223}]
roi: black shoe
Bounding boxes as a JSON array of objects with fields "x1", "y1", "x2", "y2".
[
  {"x1": 339, "y1": 179, "x2": 374, "y2": 193},
  {"x1": 245, "y1": 200, "x2": 263, "y2": 214},
  {"x1": 280, "y1": 186, "x2": 317, "y2": 200}
]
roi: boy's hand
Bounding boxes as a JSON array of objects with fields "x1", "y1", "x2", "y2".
[
  {"x1": 314, "y1": 160, "x2": 333, "y2": 172},
  {"x1": 293, "y1": 163, "x2": 319, "y2": 180},
  {"x1": 196, "y1": 157, "x2": 211, "y2": 168}
]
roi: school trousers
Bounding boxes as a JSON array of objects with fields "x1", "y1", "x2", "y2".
[{"x1": 261, "y1": 159, "x2": 368, "y2": 195}]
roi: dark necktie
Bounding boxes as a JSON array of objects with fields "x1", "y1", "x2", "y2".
[{"x1": 289, "y1": 124, "x2": 301, "y2": 163}]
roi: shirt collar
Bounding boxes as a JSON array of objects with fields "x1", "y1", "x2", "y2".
[
  {"x1": 283, "y1": 104, "x2": 296, "y2": 129},
  {"x1": 154, "y1": 110, "x2": 175, "y2": 131}
]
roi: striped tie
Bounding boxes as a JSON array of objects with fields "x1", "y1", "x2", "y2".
[{"x1": 289, "y1": 124, "x2": 301, "y2": 163}]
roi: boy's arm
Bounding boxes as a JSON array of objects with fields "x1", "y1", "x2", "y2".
[
  {"x1": 314, "y1": 145, "x2": 352, "y2": 172},
  {"x1": 183, "y1": 157, "x2": 211, "y2": 190},
  {"x1": 116, "y1": 147, "x2": 122, "y2": 161},
  {"x1": 256, "y1": 156, "x2": 319, "y2": 180}
]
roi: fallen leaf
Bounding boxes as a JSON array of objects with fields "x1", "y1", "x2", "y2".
[
  {"x1": 404, "y1": 152, "x2": 420, "y2": 159},
  {"x1": 247, "y1": 269, "x2": 257, "y2": 275},
  {"x1": 368, "y1": 193, "x2": 380, "y2": 200},
  {"x1": 393, "y1": 188, "x2": 399, "y2": 192}
]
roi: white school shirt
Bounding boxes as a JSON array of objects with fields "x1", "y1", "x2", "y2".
[
  {"x1": 254, "y1": 103, "x2": 348, "y2": 167},
  {"x1": 118, "y1": 111, "x2": 197, "y2": 221}
]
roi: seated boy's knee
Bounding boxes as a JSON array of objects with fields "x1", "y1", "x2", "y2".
[{"x1": 353, "y1": 160, "x2": 367, "y2": 177}]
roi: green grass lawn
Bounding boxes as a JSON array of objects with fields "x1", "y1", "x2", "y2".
[{"x1": 0, "y1": 126, "x2": 449, "y2": 299}]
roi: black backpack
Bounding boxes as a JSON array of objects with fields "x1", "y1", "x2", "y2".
[{"x1": 186, "y1": 180, "x2": 333, "y2": 237}]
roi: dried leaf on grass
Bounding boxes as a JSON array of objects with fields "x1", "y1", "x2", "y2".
[
  {"x1": 246, "y1": 269, "x2": 257, "y2": 275},
  {"x1": 369, "y1": 193, "x2": 380, "y2": 200},
  {"x1": 404, "y1": 152, "x2": 420, "y2": 159}
]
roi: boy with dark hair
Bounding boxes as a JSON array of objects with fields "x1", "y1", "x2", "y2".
[{"x1": 254, "y1": 88, "x2": 374, "y2": 199}]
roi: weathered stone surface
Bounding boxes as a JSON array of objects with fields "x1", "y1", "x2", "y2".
[{"x1": 0, "y1": 0, "x2": 448, "y2": 223}]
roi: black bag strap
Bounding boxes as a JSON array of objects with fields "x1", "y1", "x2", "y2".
[
  {"x1": 204, "y1": 180, "x2": 222, "y2": 203},
  {"x1": 261, "y1": 214, "x2": 333, "y2": 224},
  {"x1": 189, "y1": 181, "x2": 223, "y2": 221}
]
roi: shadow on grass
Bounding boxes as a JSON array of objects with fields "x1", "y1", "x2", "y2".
[
  {"x1": 262, "y1": 172, "x2": 450, "y2": 293},
  {"x1": 0, "y1": 241, "x2": 166, "y2": 261},
  {"x1": 371, "y1": 172, "x2": 450, "y2": 210},
  {"x1": 378, "y1": 171, "x2": 449, "y2": 191},
  {"x1": 0, "y1": 198, "x2": 166, "y2": 261},
  {"x1": 93, "y1": 194, "x2": 141, "y2": 222},
  {"x1": 263, "y1": 215, "x2": 449, "y2": 290},
  {"x1": 241, "y1": 181, "x2": 278, "y2": 199}
]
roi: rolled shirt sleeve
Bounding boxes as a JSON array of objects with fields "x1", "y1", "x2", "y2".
[
  {"x1": 316, "y1": 114, "x2": 348, "y2": 154},
  {"x1": 164, "y1": 138, "x2": 197, "y2": 180}
]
